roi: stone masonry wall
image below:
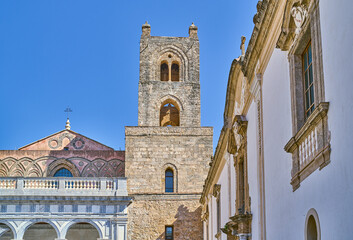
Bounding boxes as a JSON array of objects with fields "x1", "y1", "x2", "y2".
[
  {"x1": 125, "y1": 127, "x2": 212, "y2": 194},
  {"x1": 138, "y1": 33, "x2": 201, "y2": 127},
  {"x1": 127, "y1": 196, "x2": 203, "y2": 240}
]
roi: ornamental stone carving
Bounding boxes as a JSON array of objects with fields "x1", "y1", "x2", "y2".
[{"x1": 291, "y1": 5, "x2": 308, "y2": 36}]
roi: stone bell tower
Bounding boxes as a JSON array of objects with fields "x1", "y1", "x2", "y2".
[
  {"x1": 138, "y1": 22, "x2": 201, "y2": 127},
  {"x1": 125, "y1": 23, "x2": 213, "y2": 240}
]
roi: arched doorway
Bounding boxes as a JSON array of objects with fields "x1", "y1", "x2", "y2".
[
  {"x1": 66, "y1": 222, "x2": 100, "y2": 240},
  {"x1": 23, "y1": 222, "x2": 57, "y2": 240},
  {"x1": 0, "y1": 223, "x2": 14, "y2": 240}
]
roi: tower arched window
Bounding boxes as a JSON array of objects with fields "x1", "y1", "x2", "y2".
[
  {"x1": 165, "y1": 169, "x2": 174, "y2": 192},
  {"x1": 54, "y1": 168, "x2": 73, "y2": 177},
  {"x1": 171, "y1": 63, "x2": 179, "y2": 82},
  {"x1": 161, "y1": 62, "x2": 169, "y2": 81},
  {"x1": 160, "y1": 102, "x2": 180, "y2": 127}
]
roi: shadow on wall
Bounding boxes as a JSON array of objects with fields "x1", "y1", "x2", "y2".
[{"x1": 156, "y1": 205, "x2": 202, "y2": 240}]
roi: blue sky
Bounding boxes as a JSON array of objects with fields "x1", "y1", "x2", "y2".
[{"x1": 0, "y1": 0, "x2": 258, "y2": 151}]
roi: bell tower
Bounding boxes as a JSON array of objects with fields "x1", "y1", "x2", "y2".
[
  {"x1": 138, "y1": 22, "x2": 201, "y2": 127},
  {"x1": 125, "y1": 23, "x2": 213, "y2": 240}
]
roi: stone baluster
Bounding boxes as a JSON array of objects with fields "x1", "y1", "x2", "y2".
[
  {"x1": 17, "y1": 178, "x2": 23, "y2": 190},
  {"x1": 101, "y1": 179, "x2": 107, "y2": 190}
]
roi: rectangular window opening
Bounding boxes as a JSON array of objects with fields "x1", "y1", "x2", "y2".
[
  {"x1": 302, "y1": 41, "x2": 315, "y2": 119},
  {"x1": 165, "y1": 225, "x2": 173, "y2": 240}
]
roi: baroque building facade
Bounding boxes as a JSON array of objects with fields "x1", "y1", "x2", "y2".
[
  {"x1": 0, "y1": 23, "x2": 213, "y2": 240},
  {"x1": 201, "y1": 0, "x2": 353, "y2": 240}
]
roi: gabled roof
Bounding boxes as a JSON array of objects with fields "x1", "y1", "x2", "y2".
[{"x1": 19, "y1": 129, "x2": 114, "y2": 151}]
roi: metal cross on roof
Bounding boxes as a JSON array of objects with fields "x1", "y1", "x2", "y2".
[{"x1": 64, "y1": 107, "x2": 73, "y2": 118}]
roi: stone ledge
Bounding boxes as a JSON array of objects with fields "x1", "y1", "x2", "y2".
[
  {"x1": 132, "y1": 193, "x2": 201, "y2": 201},
  {"x1": 125, "y1": 126, "x2": 213, "y2": 136},
  {"x1": 0, "y1": 196, "x2": 131, "y2": 202},
  {"x1": 290, "y1": 144, "x2": 331, "y2": 191},
  {"x1": 284, "y1": 102, "x2": 329, "y2": 153}
]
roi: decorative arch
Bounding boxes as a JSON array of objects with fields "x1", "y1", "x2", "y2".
[
  {"x1": 0, "y1": 163, "x2": 9, "y2": 176},
  {"x1": 305, "y1": 208, "x2": 321, "y2": 240},
  {"x1": 61, "y1": 220, "x2": 103, "y2": 239},
  {"x1": 154, "y1": 46, "x2": 189, "y2": 82},
  {"x1": 0, "y1": 221, "x2": 17, "y2": 239},
  {"x1": 47, "y1": 159, "x2": 80, "y2": 177},
  {"x1": 17, "y1": 219, "x2": 60, "y2": 240},
  {"x1": 159, "y1": 95, "x2": 184, "y2": 111},
  {"x1": 81, "y1": 163, "x2": 99, "y2": 177},
  {"x1": 161, "y1": 163, "x2": 178, "y2": 193}
]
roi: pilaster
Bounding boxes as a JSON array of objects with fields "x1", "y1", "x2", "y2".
[{"x1": 250, "y1": 72, "x2": 267, "y2": 240}]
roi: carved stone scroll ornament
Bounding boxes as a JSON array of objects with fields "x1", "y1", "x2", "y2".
[
  {"x1": 212, "y1": 184, "x2": 221, "y2": 198},
  {"x1": 291, "y1": 5, "x2": 308, "y2": 36},
  {"x1": 201, "y1": 204, "x2": 209, "y2": 222}
]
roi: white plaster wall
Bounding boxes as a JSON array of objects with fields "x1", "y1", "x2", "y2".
[
  {"x1": 263, "y1": 1, "x2": 353, "y2": 237},
  {"x1": 262, "y1": 49, "x2": 294, "y2": 240},
  {"x1": 205, "y1": 154, "x2": 237, "y2": 240},
  {"x1": 246, "y1": 103, "x2": 259, "y2": 240},
  {"x1": 229, "y1": 154, "x2": 236, "y2": 217},
  {"x1": 218, "y1": 159, "x2": 231, "y2": 240}
]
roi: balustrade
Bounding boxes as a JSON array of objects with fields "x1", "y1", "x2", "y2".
[
  {"x1": 0, "y1": 179, "x2": 16, "y2": 189},
  {"x1": 0, "y1": 177, "x2": 125, "y2": 197},
  {"x1": 298, "y1": 126, "x2": 318, "y2": 169}
]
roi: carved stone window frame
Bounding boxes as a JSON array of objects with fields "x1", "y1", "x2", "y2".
[
  {"x1": 278, "y1": 0, "x2": 330, "y2": 191},
  {"x1": 157, "y1": 51, "x2": 183, "y2": 82},
  {"x1": 305, "y1": 208, "x2": 321, "y2": 240},
  {"x1": 212, "y1": 184, "x2": 221, "y2": 239}
]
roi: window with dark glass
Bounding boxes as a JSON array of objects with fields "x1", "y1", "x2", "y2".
[
  {"x1": 165, "y1": 226, "x2": 173, "y2": 240},
  {"x1": 303, "y1": 41, "x2": 315, "y2": 119},
  {"x1": 161, "y1": 63, "x2": 169, "y2": 81},
  {"x1": 238, "y1": 160, "x2": 245, "y2": 212},
  {"x1": 171, "y1": 63, "x2": 179, "y2": 82},
  {"x1": 165, "y1": 169, "x2": 174, "y2": 192},
  {"x1": 216, "y1": 197, "x2": 221, "y2": 231},
  {"x1": 54, "y1": 168, "x2": 73, "y2": 177}
]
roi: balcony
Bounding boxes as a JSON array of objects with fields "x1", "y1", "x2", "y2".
[
  {"x1": 0, "y1": 177, "x2": 127, "y2": 197},
  {"x1": 285, "y1": 102, "x2": 331, "y2": 191}
]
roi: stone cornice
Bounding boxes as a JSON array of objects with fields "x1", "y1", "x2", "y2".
[
  {"x1": 132, "y1": 193, "x2": 201, "y2": 201},
  {"x1": 125, "y1": 126, "x2": 213, "y2": 136},
  {"x1": 200, "y1": 127, "x2": 228, "y2": 204},
  {"x1": 243, "y1": 0, "x2": 280, "y2": 79},
  {"x1": 0, "y1": 196, "x2": 131, "y2": 203},
  {"x1": 223, "y1": 60, "x2": 243, "y2": 123}
]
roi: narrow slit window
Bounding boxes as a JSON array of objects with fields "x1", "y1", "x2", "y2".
[
  {"x1": 161, "y1": 63, "x2": 169, "y2": 81},
  {"x1": 165, "y1": 169, "x2": 174, "y2": 192},
  {"x1": 217, "y1": 197, "x2": 221, "y2": 231},
  {"x1": 171, "y1": 63, "x2": 179, "y2": 81}
]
